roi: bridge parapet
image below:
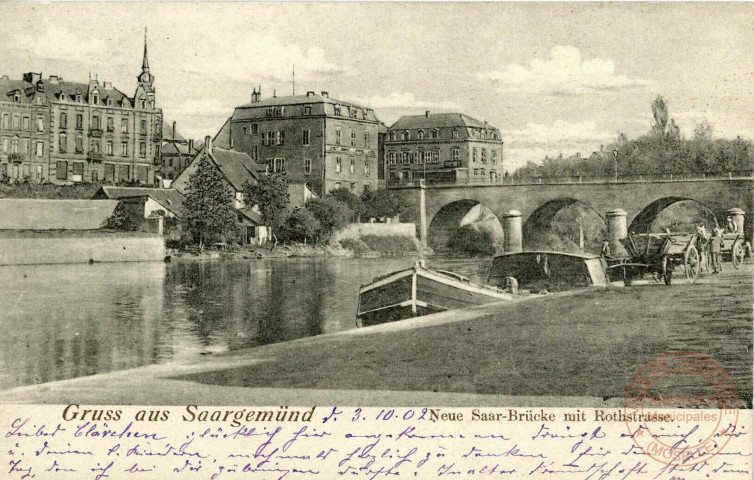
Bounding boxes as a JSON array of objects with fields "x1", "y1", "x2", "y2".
[{"x1": 387, "y1": 170, "x2": 754, "y2": 189}]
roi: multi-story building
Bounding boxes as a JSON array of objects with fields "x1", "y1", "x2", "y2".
[
  {"x1": 385, "y1": 112, "x2": 504, "y2": 184},
  {"x1": 0, "y1": 37, "x2": 162, "y2": 185},
  {"x1": 159, "y1": 120, "x2": 197, "y2": 183},
  {"x1": 225, "y1": 90, "x2": 379, "y2": 195}
]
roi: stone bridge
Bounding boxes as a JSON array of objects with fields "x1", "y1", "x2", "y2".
[{"x1": 389, "y1": 176, "x2": 754, "y2": 249}]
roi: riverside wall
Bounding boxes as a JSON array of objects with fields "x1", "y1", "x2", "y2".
[
  {"x1": 332, "y1": 222, "x2": 416, "y2": 241},
  {"x1": 0, "y1": 231, "x2": 165, "y2": 266}
]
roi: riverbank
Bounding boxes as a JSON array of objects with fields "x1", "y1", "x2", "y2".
[{"x1": 2, "y1": 262, "x2": 750, "y2": 406}]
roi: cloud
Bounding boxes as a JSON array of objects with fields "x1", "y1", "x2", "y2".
[
  {"x1": 3, "y1": 25, "x2": 109, "y2": 64},
  {"x1": 479, "y1": 46, "x2": 651, "y2": 96},
  {"x1": 356, "y1": 92, "x2": 459, "y2": 110}
]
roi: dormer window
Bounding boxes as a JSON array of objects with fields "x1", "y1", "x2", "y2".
[
  {"x1": 76, "y1": 94, "x2": 82, "y2": 103},
  {"x1": 417, "y1": 130, "x2": 425, "y2": 140},
  {"x1": 13, "y1": 93, "x2": 20, "y2": 103},
  {"x1": 402, "y1": 131, "x2": 410, "y2": 141},
  {"x1": 59, "y1": 92, "x2": 67, "y2": 102},
  {"x1": 92, "y1": 93, "x2": 99, "y2": 105},
  {"x1": 106, "y1": 97, "x2": 113, "y2": 106},
  {"x1": 453, "y1": 129, "x2": 459, "y2": 139},
  {"x1": 334, "y1": 105, "x2": 342, "y2": 116},
  {"x1": 140, "y1": 98, "x2": 146, "y2": 109}
]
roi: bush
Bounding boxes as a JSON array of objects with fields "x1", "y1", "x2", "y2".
[
  {"x1": 361, "y1": 188, "x2": 408, "y2": 220},
  {"x1": 305, "y1": 197, "x2": 353, "y2": 242},
  {"x1": 281, "y1": 208, "x2": 320, "y2": 243},
  {"x1": 447, "y1": 225, "x2": 496, "y2": 256},
  {"x1": 327, "y1": 188, "x2": 364, "y2": 221},
  {"x1": 360, "y1": 235, "x2": 419, "y2": 254},
  {"x1": 339, "y1": 238, "x2": 371, "y2": 254}
]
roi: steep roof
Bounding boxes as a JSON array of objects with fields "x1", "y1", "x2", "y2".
[
  {"x1": 213, "y1": 117, "x2": 232, "y2": 148},
  {"x1": 236, "y1": 93, "x2": 369, "y2": 110},
  {"x1": 92, "y1": 186, "x2": 185, "y2": 216},
  {"x1": 390, "y1": 113, "x2": 494, "y2": 131},
  {"x1": 209, "y1": 147, "x2": 261, "y2": 191},
  {"x1": 1, "y1": 75, "x2": 131, "y2": 107},
  {"x1": 0, "y1": 199, "x2": 119, "y2": 230}
]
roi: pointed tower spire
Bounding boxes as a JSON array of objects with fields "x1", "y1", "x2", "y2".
[{"x1": 142, "y1": 27, "x2": 150, "y2": 72}]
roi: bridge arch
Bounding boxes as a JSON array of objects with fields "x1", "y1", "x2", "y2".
[
  {"x1": 629, "y1": 197, "x2": 718, "y2": 233},
  {"x1": 427, "y1": 199, "x2": 503, "y2": 249},
  {"x1": 523, "y1": 198, "x2": 606, "y2": 251}
]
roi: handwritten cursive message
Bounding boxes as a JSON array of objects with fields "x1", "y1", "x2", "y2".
[{"x1": 2, "y1": 405, "x2": 751, "y2": 479}]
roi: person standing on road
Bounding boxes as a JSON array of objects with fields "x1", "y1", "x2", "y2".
[{"x1": 709, "y1": 229, "x2": 725, "y2": 274}]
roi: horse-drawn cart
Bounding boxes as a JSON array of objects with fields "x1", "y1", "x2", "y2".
[
  {"x1": 607, "y1": 233, "x2": 701, "y2": 286},
  {"x1": 721, "y1": 232, "x2": 746, "y2": 269}
]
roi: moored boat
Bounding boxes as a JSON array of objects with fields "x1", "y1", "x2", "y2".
[
  {"x1": 357, "y1": 261, "x2": 512, "y2": 327},
  {"x1": 487, "y1": 251, "x2": 609, "y2": 292}
]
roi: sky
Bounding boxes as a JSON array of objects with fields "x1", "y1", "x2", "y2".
[{"x1": 1, "y1": 2, "x2": 751, "y2": 170}]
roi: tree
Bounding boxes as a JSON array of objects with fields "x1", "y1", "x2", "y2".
[
  {"x1": 281, "y1": 208, "x2": 320, "y2": 244},
  {"x1": 105, "y1": 202, "x2": 141, "y2": 231},
  {"x1": 693, "y1": 121, "x2": 713, "y2": 141},
  {"x1": 305, "y1": 197, "x2": 353, "y2": 242},
  {"x1": 361, "y1": 188, "x2": 409, "y2": 220},
  {"x1": 327, "y1": 188, "x2": 364, "y2": 221},
  {"x1": 651, "y1": 96, "x2": 669, "y2": 138},
  {"x1": 182, "y1": 155, "x2": 239, "y2": 251},
  {"x1": 242, "y1": 173, "x2": 289, "y2": 248}
]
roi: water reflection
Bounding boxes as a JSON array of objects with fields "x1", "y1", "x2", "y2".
[{"x1": 0, "y1": 256, "x2": 491, "y2": 390}]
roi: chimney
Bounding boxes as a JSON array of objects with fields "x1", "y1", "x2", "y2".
[
  {"x1": 425, "y1": 110, "x2": 430, "y2": 117},
  {"x1": 321, "y1": 91, "x2": 328, "y2": 98},
  {"x1": 103, "y1": 81, "x2": 112, "y2": 89},
  {"x1": 307, "y1": 91, "x2": 315, "y2": 97},
  {"x1": 188, "y1": 139, "x2": 194, "y2": 153},
  {"x1": 172, "y1": 120, "x2": 176, "y2": 138},
  {"x1": 204, "y1": 135, "x2": 212, "y2": 155}
]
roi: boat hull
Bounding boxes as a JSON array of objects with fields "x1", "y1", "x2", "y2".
[{"x1": 357, "y1": 266, "x2": 511, "y2": 327}]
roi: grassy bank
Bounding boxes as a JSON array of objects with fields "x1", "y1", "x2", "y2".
[{"x1": 0, "y1": 182, "x2": 105, "y2": 199}]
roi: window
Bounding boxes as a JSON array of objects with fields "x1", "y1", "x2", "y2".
[
  {"x1": 91, "y1": 169, "x2": 98, "y2": 183},
  {"x1": 334, "y1": 182, "x2": 341, "y2": 189},
  {"x1": 10, "y1": 137, "x2": 18, "y2": 153},
  {"x1": 36, "y1": 117, "x2": 44, "y2": 132},
  {"x1": 350, "y1": 182, "x2": 356, "y2": 191},
  {"x1": 72, "y1": 161, "x2": 84, "y2": 176},
  {"x1": 453, "y1": 129, "x2": 459, "y2": 139},
  {"x1": 364, "y1": 132, "x2": 369, "y2": 147},
  {"x1": 92, "y1": 116, "x2": 100, "y2": 130},
  {"x1": 389, "y1": 132, "x2": 396, "y2": 141},
  {"x1": 75, "y1": 136, "x2": 83, "y2": 153},
  {"x1": 251, "y1": 145, "x2": 258, "y2": 161},
  {"x1": 451, "y1": 148, "x2": 460, "y2": 163},
  {"x1": 56, "y1": 161, "x2": 67, "y2": 180},
  {"x1": 36, "y1": 165, "x2": 42, "y2": 181},
  {"x1": 106, "y1": 141, "x2": 113, "y2": 155},
  {"x1": 418, "y1": 130, "x2": 425, "y2": 140},
  {"x1": 13, "y1": 93, "x2": 20, "y2": 103},
  {"x1": 121, "y1": 118, "x2": 128, "y2": 133},
  {"x1": 140, "y1": 119, "x2": 147, "y2": 134},
  {"x1": 432, "y1": 130, "x2": 439, "y2": 139},
  {"x1": 12, "y1": 115, "x2": 20, "y2": 130},
  {"x1": 335, "y1": 127, "x2": 341, "y2": 145},
  {"x1": 401, "y1": 152, "x2": 410, "y2": 164},
  {"x1": 262, "y1": 132, "x2": 269, "y2": 146},
  {"x1": 334, "y1": 105, "x2": 342, "y2": 116},
  {"x1": 140, "y1": 141, "x2": 146, "y2": 156},
  {"x1": 433, "y1": 150, "x2": 440, "y2": 163},
  {"x1": 22, "y1": 116, "x2": 30, "y2": 131},
  {"x1": 305, "y1": 158, "x2": 312, "y2": 175},
  {"x1": 107, "y1": 117, "x2": 113, "y2": 132},
  {"x1": 402, "y1": 131, "x2": 410, "y2": 141},
  {"x1": 92, "y1": 93, "x2": 99, "y2": 105},
  {"x1": 1, "y1": 137, "x2": 8, "y2": 152},
  {"x1": 104, "y1": 163, "x2": 115, "y2": 182},
  {"x1": 303, "y1": 129, "x2": 310, "y2": 146},
  {"x1": 251, "y1": 123, "x2": 258, "y2": 135},
  {"x1": 412, "y1": 152, "x2": 420, "y2": 164},
  {"x1": 273, "y1": 158, "x2": 285, "y2": 173},
  {"x1": 388, "y1": 152, "x2": 397, "y2": 165},
  {"x1": 364, "y1": 159, "x2": 369, "y2": 176},
  {"x1": 304, "y1": 106, "x2": 312, "y2": 116},
  {"x1": 1, "y1": 113, "x2": 8, "y2": 129},
  {"x1": 349, "y1": 108, "x2": 358, "y2": 119},
  {"x1": 20, "y1": 138, "x2": 28, "y2": 154},
  {"x1": 119, "y1": 164, "x2": 130, "y2": 182},
  {"x1": 481, "y1": 148, "x2": 487, "y2": 163},
  {"x1": 140, "y1": 99, "x2": 146, "y2": 109},
  {"x1": 59, "y1": 134, "x2": 67, "y2": 153},
  {"x1": 424, "y1": 151, "x2": 432, "y2": 163},
  {"x1": 121, "y1": 141, "x2": 128, "y2": 156},
  {"x1": 76, "y1": 94, "x2": 82, "y2": 103},
  {"x1": 472, "y1": 147, "x2": 477, "y2": 162},
  {"x1": 492, "y1": 150, "x2": 498, "y2": 164},
  {"x1": 335, "y1": 157, "x2": 342, "y2": 173},
  {"x1": 350, "y1": 130, "x2": 356, "y2": 147},
  {"x1": 242, "y1": 126, "x2": 247, "y2": 135},
  {"x1": 76, "y1": 114, "x2": 83, "y2": 130},
  {"x1": 275, "y1": 130, "x2": 284, "y2": 146},
  {"x1": 349, "y1": 157, "x2": 355, "y2": 173},
  {"x1": 35, "y1": 141, "x2": 43, "y2": 157},
  {"x1": 59, "y1": 112, "x2": 67, "y2": 129}
]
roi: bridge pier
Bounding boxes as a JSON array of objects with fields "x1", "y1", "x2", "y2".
[
  {"x1": 503, "y1": 210, "x2": 523, "y2": 253},
  {"x1": 606, "y1": 209, "x2": 628, "y2": 257},
  {"x1": 419, "y1": 181, "x2": 427, "y2": 245}
]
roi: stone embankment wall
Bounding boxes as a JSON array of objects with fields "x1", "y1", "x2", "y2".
[
  {"x1": 0, "y1": 231, "x2": 165, "y2": 266},
  {"x1": 332, "y1": 222, "x2": 416, "y2": 241}
]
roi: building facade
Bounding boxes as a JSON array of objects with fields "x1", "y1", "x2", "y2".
[
  {"x1": 226, "y1": 90, "x2": 379, "y2": 195},
  {"x1": 159, "y1": 120, "x2": 197, "y2": 183},
  {"x1": 385, "y1": 112, "x2": 504, "y2": 185},
  {"x1": 0, "y1": 37, "x2": 162, "y2": 185}
]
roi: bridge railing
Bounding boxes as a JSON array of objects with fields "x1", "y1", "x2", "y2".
[{"x1": 386, "y1": 170, "x2": 754, "y2": 188}]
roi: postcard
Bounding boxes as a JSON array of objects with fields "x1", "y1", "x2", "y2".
[{"x1": 0, "y1": 2, "x2": 751, "y2": 479}]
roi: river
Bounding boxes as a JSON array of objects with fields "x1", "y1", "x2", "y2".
[{"x1": 0, "y1": 255, "x2": 491, "y2": 390}]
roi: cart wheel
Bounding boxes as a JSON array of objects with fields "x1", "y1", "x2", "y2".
[
  {"x1": 623, "y1": 266, "x2": 632, "y2": 286},
  {"x1": 662, "y1": 256, "x2": 672, "y2": 285},
  {"x1": 684, "y1": 245, "x2": 700, "y2": 283},
  {"x1": 732, "y1": 242, "x2": 744, "y2": 269}
]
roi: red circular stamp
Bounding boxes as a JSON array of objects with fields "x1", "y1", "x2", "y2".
[{"x1": 624, "y1": 352, "x2": 739, "y2": 467}]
